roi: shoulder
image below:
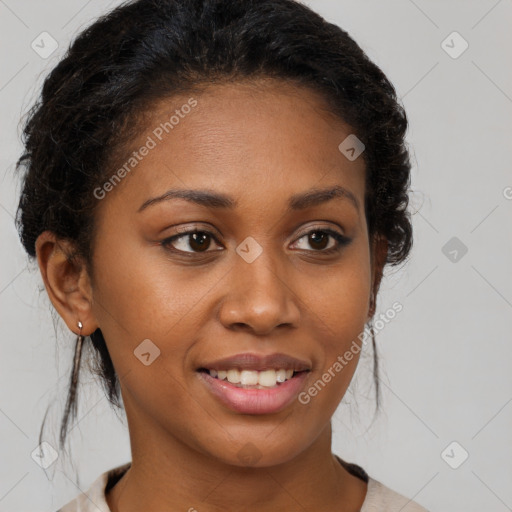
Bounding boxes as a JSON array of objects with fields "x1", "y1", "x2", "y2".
[
  {"x1": 361, "y1": 477, "x2": 430, "y2": 512},
  {"x1": 335, "y1": 455, "x2": 428, "y2": 512},
  {"x1": 55, "y1": 462, "x2": 131, "y2": 512},
  {"x1": 334, "y1": 455, "x2": 429, "y2": 512}
]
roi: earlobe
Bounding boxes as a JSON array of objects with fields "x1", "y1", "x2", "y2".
[{"x1": 35, "y1": 231, "x2": 98, "y2": 336}]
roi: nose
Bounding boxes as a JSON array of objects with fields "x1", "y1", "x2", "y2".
[{"x1": 217, "y1": 247, "x2": 300, "y2": 336}]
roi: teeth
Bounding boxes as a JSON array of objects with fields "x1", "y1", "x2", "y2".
[
  {"x1": 208, "y1": 368, "x2": 297, "y2": 387},
  {"x1": 240, "y1": 370, "x2": 260, "y2": 386},
  {"x1": 227, "y1": 369, "x2": 241, "y2": 383},
  {"x1": 257, "y1": 370, "x2": 276, "y2": 387},
  {"x1": 276, "y1": 369, "x2": 287, "y2": 383}
]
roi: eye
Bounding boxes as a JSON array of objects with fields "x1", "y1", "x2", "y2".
[
  {"x1": 292, "y1": 228, "x2": 351, "y2": 254},
  {"x1": 161, "y1": 229, "x2": 223, "y2": 254},
  {"x1": 161, "y1": 226, "x2": 351, "y2": 256}
]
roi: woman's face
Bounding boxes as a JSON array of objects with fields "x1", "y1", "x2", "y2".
[{"x1": 88, "y1": 80, "x2": 382, "y2": 467}]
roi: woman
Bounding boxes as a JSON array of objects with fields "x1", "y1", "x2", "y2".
[{"x1": 15, "y1": 0, "x2": 427, "y2": 510}]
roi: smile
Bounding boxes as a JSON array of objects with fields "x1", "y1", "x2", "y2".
[
  {"x1": 203, "y1": 368, "x2": 296, "y2": 388},
  {"x1": 197, "y1": 368, "x2": 310, "y2": 414}
]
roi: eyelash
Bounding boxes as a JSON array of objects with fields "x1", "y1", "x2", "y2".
[{"x1": 160, "y1": 227, "x2": 351, "y2": 256}]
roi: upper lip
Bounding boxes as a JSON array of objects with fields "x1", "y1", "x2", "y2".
[{"x1": 198, "y1": 352, "x2": 311, "y2": 372}]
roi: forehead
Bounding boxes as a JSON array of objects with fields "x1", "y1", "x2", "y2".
[{"x1": 100, "y1": 80, "x2": 366, "y2": 214}]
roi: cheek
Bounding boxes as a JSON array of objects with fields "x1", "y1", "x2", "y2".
[
  {"x1": 295, "y1": 247, "x2": 372, "y2": 402},
  {"x1": 298, "y1": 248, "x2": 372, "y2": 347},
  {"x1": 295, "y1": 277, "x2": 369, "y2": 430},
  {"x1": 89, "y1": 242, "x2": 204, "y2": 421},
  {"x1": 89, "y1": 237, "x2": 228, "y2": 389},
  {"x1": 91, "y1": 238, "x2": 191, "y2": 337}
]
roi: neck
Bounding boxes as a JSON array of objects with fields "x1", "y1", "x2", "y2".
[{"x1": 106, "y1": 404, "x2": 367, "y2": 512}]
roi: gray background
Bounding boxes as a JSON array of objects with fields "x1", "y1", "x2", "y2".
[{"x1": 1, "y1": 1, "x2": 511, "y2": 511}]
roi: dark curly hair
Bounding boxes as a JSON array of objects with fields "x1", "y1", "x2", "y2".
[{"x1": 15, "y1": 0, "x2": 412, "y2": 456}]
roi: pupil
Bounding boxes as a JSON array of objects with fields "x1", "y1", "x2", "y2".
[
  {"x1": 191, "y1": 232, "x2": 210, "y2": 251},
  {"x1": 310, "y1": 231, "x2": 328, "y2": 250}
]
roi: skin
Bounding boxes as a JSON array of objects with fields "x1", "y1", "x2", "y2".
[{"x1": 36, "y1": 79, "x2": 387, "y2": 512}]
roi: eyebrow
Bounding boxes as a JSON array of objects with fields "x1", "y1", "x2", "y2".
[{"x1": 137, "y1": 185, "x2": 360, "y2": 213}]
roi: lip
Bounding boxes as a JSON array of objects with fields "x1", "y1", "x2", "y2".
[
  {"x1": 198, "y1": 352, "x2": 311, "y2": 372},
  {"x1": 197, "y1": 369, "x2": 309, "y2": 414}
]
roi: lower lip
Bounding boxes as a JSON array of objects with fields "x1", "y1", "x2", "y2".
[{"x1": 197, "y1": 370, "x2": 309, "y2": 414}]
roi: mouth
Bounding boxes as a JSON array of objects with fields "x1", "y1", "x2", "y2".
[
  {"x1": 197, "y1": 368, "x2": 310, "y2": 414},
  {"x1": 197, "y1": 368, "x2": 308, "y2": 389},
  {"x1": 196, "y1": 352, "x2": 312, "y2": 414}
]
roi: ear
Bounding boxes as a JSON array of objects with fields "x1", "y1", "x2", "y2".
[
  {"x1": 367, "y1": 234, "x2": 388, "y2": 320},
  {"x1": 35, "y1": 231, "x2": 98, "y2": 336}
]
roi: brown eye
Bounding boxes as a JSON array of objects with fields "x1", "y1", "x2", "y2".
[
  {"x1": 293, "y1": 228, "x2": 351, "y2": 253},
  {"x1": 308, "y1": 231, "x2": 330, "y2": 250},
  {"x1": 162, "y1": 230, "x2": 222, "y2": 254}
]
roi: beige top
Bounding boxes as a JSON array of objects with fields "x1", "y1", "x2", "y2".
[{"x1": 57, "y1": 459, "x2": 430, "y2": 512}]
